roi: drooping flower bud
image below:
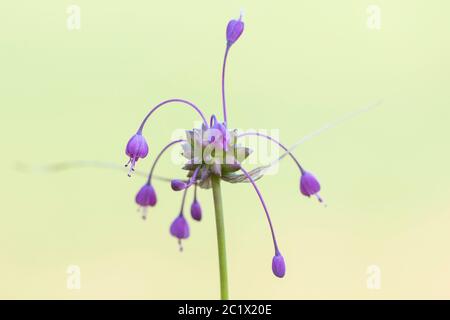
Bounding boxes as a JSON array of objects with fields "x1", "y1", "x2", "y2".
[
  {"x1": 190, "y1": 200, "x2": 202, "y2": 221},
  {"x1": 135, "y1": 184, "x2": 157, "y2": 206},
  {"x1": 171, "y1": 179, "x2": 187, "y2": 191},
  {"x1": 226, "y1": 15, "x2": 244, "y2": 46},
  {"x1": 272, "y1": 253, "x2": 286, "y2": 278},
  {"x1": 135, "y1": 184, "x2": 157, "y2": 220},
  {"x1": 170, "y1": 214, "x2": 190, "y2": 239},
  {"x1": 300, "y1": 171, "x2": 323, "y2": 203},
  {"x1": 125, "y1": 133, "x2": 149, "y2": 176},
  {"x1": 170, "y1": 214, "x2": 190, "y2": 251}
]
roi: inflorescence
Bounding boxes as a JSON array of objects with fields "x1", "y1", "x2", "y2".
[{"x1": 125, "y1": 14, "x2": 323, "y2": 278}]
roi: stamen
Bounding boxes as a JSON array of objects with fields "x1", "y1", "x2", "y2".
[
  {"x1": 127, "y1": 159, "x2": 136, "y2": 177},
  {"x1": 141, "y1": 207, "x2": 148, "y2": 220},
  {"x1": 137, "y1": 99, "x2": 208, "y2": 134},
  {"x1": 137, "y1": 206, "x2": 148, "y2": 220},
  {"x1": 316, "y1": 194, "x2": 322, "y2": 203},
  {"x1": 315, "y1": 194, "x2": 327, "y2": 207}
]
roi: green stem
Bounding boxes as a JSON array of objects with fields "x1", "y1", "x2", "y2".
[{"x1": 211, "y1": 174, "x2": 229, "y2": 300}]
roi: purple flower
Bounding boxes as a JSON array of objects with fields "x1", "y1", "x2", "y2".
[
  {"x1": 300, "y1": 171, "x2": 323, "y2": 203},
  {"x1": 135, "y1": 184, "x2": 157, "y2": 206},
  {"x1": 171, "y1": 179, "x2": 187, "y2": 191},
  {"x1": 170, "y1": 214, "x2": 190, "y2": 251},
  {"x1": 125, "y1": 133, "x2": 148, "y2": 176},
  {"x1": 226, "y1": 15, "x2": 244, "y2": 46},
  {"x1": 207, "y1": 118, "x2": 230, "y2": 152},
  {"x1": 135, "y1": 184, "x2": 157, "y2": 220},
  {"x1": 170, "y1": 214, "x2": 190, "y2": 239},
  {"x1": 190, "y1": 200, "x2": 202, "y2": 221},
  {"x1": 272, "y1": 253, "x2": 286, "y2": 278},
  {"x1": 172, "y1": 167, "x2": 201, "y2": 191}
]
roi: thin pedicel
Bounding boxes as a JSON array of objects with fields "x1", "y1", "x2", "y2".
[{"x1": 124, "y1": 14, "x2": 324, "y2": 299}]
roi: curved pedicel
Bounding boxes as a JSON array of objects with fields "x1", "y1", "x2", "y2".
[
  {"x1": 237, "y1": 132, "x2": 305, "y2": 173},
  {"x1": 137, "y1": 99, "x2": 209, "y2": 134},
  {"x1": 147, "y1": 139, "x2": 185, "y2": 184}
]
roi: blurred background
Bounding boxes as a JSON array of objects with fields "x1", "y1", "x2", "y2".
[{"x1": 1, "y1": 0, "x2": 449, "y2": 299}]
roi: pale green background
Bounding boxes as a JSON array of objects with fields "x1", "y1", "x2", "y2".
[{"x1": 1, "y1": 0, "x2": 449, "y2": 299}]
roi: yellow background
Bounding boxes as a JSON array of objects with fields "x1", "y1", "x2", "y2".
[{"x1": 1, "y1": 0, "x2": 449, "y2": 299}]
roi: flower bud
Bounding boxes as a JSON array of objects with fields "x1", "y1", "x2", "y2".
[
  {"x1": 226, "y1": 16, "x2": 244, "y2": 46},
  {"x1": 126, "y1": 133, "x2": 148, "y2": 159},
  {"x1": 135, "y1": 184, "x2": 157, "y2": 207},
  {"x1": 171, "y1": 179, "x2": 187, "y2": 191},
  {"x1": 190, "y1": 200, "x2": 202, "y2": 221},
  {"x1": 170, "y1": 215, "x2": 190, "y2": 240},
  {"x1": 300, "y1": 171, "x2": 321, "y2": 197},
  {"x1": 272, "y1": 253, "x2": 286, "y2": 278},
  {"x1": 125, "y1": 133, "x2": 149, "y2": 176}
]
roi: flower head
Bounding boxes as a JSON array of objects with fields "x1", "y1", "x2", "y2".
[
  {"x1": 125, "y1": 133, "x2": 148, "y2": 176},
  {"x1": 180, "y1": 123, "x2": 252, "y2": 188},
  {"x1": 124, "y1": 14, "x2": 325, "y2": 287}
]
